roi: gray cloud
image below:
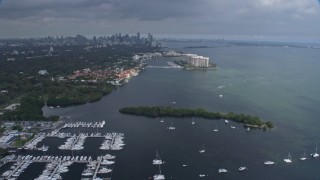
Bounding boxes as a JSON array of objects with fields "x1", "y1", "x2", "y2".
[{"x1": 0, "y1": 0, "x2": 319, "y2": 42}]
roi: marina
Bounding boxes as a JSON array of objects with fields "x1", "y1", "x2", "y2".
[
  {"x1": 61, "y1": 121, "x2": 106, "y2": 129},
  {"x1": 1, "y1": 154, "x2": 115, "y2": 180}
]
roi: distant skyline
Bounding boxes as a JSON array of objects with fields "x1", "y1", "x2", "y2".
[{"x1": 0, "y1": 0, "x2": 320, "y2": 42}]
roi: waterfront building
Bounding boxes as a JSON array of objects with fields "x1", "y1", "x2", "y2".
[{"x1": 185, "y1": 54, "x2": 210, "y2": 67}]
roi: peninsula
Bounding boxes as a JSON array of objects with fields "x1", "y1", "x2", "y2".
[{"x1": 119, "y1": 106, "x2": 274, "y2": 129}]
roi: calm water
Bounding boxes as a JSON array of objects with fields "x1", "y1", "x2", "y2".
[{"x1": 2, "y1": 41, "x2": 320, "y2": 179}]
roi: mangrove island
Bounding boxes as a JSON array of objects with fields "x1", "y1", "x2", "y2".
[{"x1": 119, "y1": 106, "x2": 274, "y2": 129}]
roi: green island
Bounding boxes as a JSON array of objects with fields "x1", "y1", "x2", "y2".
[{"x1": 119, "y1": 106, "x2": 274, "y2": 129}]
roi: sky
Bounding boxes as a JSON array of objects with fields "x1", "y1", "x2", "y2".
[{"x1": 0, "y1": 0, "x2": 320, "y2": 42}]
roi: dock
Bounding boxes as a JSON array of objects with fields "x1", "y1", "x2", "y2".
[
  {"x1": 49, "y1": 161, "x2": 62, "y2": 179},
  {"x1": 93, "y1": 157, "x2": 102, "y2": 179}
]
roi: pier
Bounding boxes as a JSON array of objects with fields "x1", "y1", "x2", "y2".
[
  {"x1": 49, "y1": 161, "x2": 62, "y2": 179},
  {"x1": 93, "y1": 157, "x2": 102, "y2": 179}
]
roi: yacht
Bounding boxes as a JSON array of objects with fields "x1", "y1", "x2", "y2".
[
  {"x1": 231, "y1": 126, "x2": 236, "y2": 129},
  {"x1": 218, "y1": 168, "x2": 228, "y2": 173},
  {"x1": 225, "y1": 120, "x2": 229, "y2": 124},
  {"x1": 101, "y1": 160, "x2": 115, "y2": 165},
  {"x1": 199, "y1": 145, "x2": 205, "y2": 153},
  {"x1": 300, "y1": 151, "x2": 307, "y2": 161},
  {"x1": 98, "y1": 168, "x2": 112, "y2": 174},
  {"x1": 153, "y1": 164, "x2": 165, "y2": 180},
  {"x1": 264, "y1": 161, "x2": 275, "y2": 165},
  {"x1": 238, "y1": 167, "x2": 247, "y2": 171},
  {"x1": 199, "y1": 174, "x2": 206, "y2": 177},
  {"x1": 154, "y1": 174, "x2": 165, "y2": 180},
  {"x1": 81, "y1": 170, "x2": 93, "y2": 176},
  {"x1": 311, "y1": 144, "x2": 319, "y2": 158},
  {"x1": 219, "y1": 94, "x2": 223, "y2": 98},
  {"x1": 153, "y1": 149, "x2": 164, "y2": 165},
  {"x1": 168, "y1": 122, "x2": 175, "y2": 130},
  {"x1": 283, "y1": 152, "x2": 292, "y2": 163},
  {"x1": 213, "y1": 126, "x2": 219, "y2": 132}
]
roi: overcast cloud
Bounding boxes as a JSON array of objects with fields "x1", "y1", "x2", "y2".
[{"x1": 0, "y1": 0, "x2": 319, "y2": 41}]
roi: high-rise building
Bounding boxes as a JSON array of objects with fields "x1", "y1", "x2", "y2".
[
  {"x1": 185, "y1": 54, "x2": 210, "y2": 67},
  {"x1": 137, "y1": 32, "x2": 140, "y2": 43}
]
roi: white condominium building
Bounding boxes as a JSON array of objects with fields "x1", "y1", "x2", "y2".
[{"x1": 184, "y1": 54, "x2": 210, "y2": 67}]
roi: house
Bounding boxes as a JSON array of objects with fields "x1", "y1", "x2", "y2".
[{"x1": 38, "y1": 70, "x2": 49, "y2": 75}]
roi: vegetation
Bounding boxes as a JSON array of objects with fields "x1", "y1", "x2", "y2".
[
  {"x1": 0, "y1": 96, "x2": 58, "y2": 121},
  {"x1": 0, "y1": 45, "x2": 159, "y2": 121},
  {"x1": 0, "y1": 148, "x2": 8, "y2": 158},
  {"x1": 119, "y1": 106, "x2": 274, "y2": 129},
  {"x1": 12, "y1": 125, "x2": 23, "y2": 131},
  {"x1": 13, "y1": 137, "x2": 30, "y2": 147}
]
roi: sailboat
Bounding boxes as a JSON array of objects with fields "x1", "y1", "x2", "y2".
[
  {"x1": 300, "y1": 151, "x2": 307, "y2": 161},
  {"x1": 213, "y1": 125, "x2": 218, "y2": 132},
  {"x1": 153, "y1": 149, "x2": 164, "y2": 165},
  {"x1": 168, "y1": 122, "x2": 175, "y2": 130},
  {"x1": 153, "y1": 163, "x2": 165, "y2": 180},
  {"x1": 192, "y1": 118, "x2": 195, "y2": 125},
  {"x1": 311, "y1": 144, "x2": 319, "y2": 158},
  {"x1": 160, "y1": 118, "x2": 164, "y2": 123},
  {"x1": 199, "y1": 145, "x2": 205, "y2": 153},
  {"x1": 283, "y1": 152, "x2": 292, "y2": 163}
]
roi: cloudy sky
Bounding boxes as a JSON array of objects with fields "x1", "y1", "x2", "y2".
[{"x1": 0, "y1": 0, "x2": 320, "y2": 42}]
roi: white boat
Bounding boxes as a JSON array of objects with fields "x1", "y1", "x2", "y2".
[
  {"x1": 283, "y1": 152, "x2": 292, "y2": 163},
  {"x1": 264, "y1": 161, "x2": 275, "y2": 165},
  {"x1": 246, "y1": 127, "x2": 250, "y2": 132},
  {"x1": 101, "y1": 160, "x2": 115, "y2": 165},
  {"x1": 199, "y1": 174, "x2": 206, "y2": 177},
  {"x1": 213, "y1": 125, "x2": 218, "y2": 132},
  {"x1": 153, "y1": 161, "x2": 165, "y2": 180},
  {"x1": 154, "y1": 174, "x2": 165, "y2": 180},
  {"x1": 218, "y1": 168, "x2": 228, "y2": 173},
  {"x1": 225, "y1": 120, "x2": 229, "y2": 124},
  {"x1": 168, "y1": 122, "x2": 175, "y2": 130},
  {"x1": 153, "y1": 149, "x2": 164, "y2": 165},
  {"x1": 238, "y1": 167, "x2": 247, "y2": 171},
  {"x1": 192, "y1": 119, "x2": 195, "y2": 125},
  {"x1": 231, "y1": 126, "x2": 236, "y2": 129},
  {"x1": 311, "y1": 144, "x2": 319, "y2": 158},
  {"x1": 300, "y1": 151, "x2": 307, "y2": 161},
  {"x1": 199, "y1": 145, "x2": 205, "y2": 153},
  {"x1": 81, "y1": 170, "x2": 93, "y2": 176},
  {"x1": 98, "y1": 168, "x2": 112, "y2": 174},
  {"x1": 219, "y1": 94, "x2": 223, "y2": 98}
]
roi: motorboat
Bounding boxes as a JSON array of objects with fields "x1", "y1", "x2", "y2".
[
  {"x1": 98, "y1": 168, "x2": 112, "y2": 174},
  {"x1": 238, "y1": 167, "x2": 247, "y2": 171},
  {"x1": 199, "y1": 145, "x2": 205, "y2": 153},
  {"x1": 218, "y1": 168, "x2": 228, "y2": 173},
  {"x1": 264, "y1": 161, "x2": 275, "y2": 165}
]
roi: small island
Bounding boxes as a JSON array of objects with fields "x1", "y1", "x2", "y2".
[{"x1": 119, "y1": 106, "x2": 274, "y2": 129}]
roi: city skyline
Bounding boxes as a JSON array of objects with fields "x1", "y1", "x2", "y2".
[{"x1": 0, "y1": 0, "x2": 320, "y2": 42}]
